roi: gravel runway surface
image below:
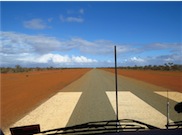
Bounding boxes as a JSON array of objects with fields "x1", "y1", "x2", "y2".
[{"x1": 3, "y1": 69, "x2": 182, "y2": 134}]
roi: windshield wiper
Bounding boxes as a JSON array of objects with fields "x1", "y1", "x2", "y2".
[
  {"x1": 166, "y1": 121, "x2": 182, "y2": 129},
  {"x1": 39, "y1": 119, "x2": 159, "y2": 135}
]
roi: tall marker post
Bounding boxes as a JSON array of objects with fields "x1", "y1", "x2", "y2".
[{"x1": 114, "y1": 46, "x2": 119, "y2": 123}]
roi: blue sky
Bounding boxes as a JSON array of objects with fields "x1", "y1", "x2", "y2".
[{"x1": 1, "y1": 1, "x2": 181, "y2": 67}]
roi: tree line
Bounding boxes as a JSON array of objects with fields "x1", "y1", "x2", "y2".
[
  {"x1": 0, "y1": 65, "x2": 71, "y2": 73},
  {"x1": 119, "y1": 63, "x2": 182, "y2": 71},
  {"x1": 0, "y1": 63, "x2": 182, "y2": 73}
]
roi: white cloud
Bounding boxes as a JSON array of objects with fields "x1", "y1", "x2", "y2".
[
  {"x1": 1, "y1": 32, "x2": 134, "y2": 56},
  {"x1": 72, "y1": 56, "x2": 97, "y2": 63},
  {"x1": 1, "y1": 32, "x2": 64, "y2": 54},
  {"x1": 121, "y1": 54, "x2": 182, "y2": 67},
  {"x1": 65, "y1": 38, "x2": 134, "y2": 55},
  {"x1": 18, "y1": 53, "x2": 97, "y2": 64},
  {"x1": 60, "y1": 15, "x2": 84, "y2": 23},
  {"x1": 1, "y1": 31, "x2": 181, "y2": 67},
  {"x1": 121, "y1": 57, "x2": 146, "y2": 66},
  {"x1": 130, "y1": 57, "x2": 145, "y2": 62},
  {"x1": 23, "y1": 19, "x2": 49, "y2": 30},
  {"x1": 155, "y1": 54, "x2": 182, "y2": 64}
]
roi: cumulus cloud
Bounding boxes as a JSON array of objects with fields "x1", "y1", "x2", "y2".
[
  {"x1": 69, "y1": 38, "x2": 135, "y2": 55},
  {"x1": 0, "y1": 52, "x2": 98, "y2": 67},
  {"x1": 154, "y1": 54, "x2": 182, "y2": 64},
  {"x1": 1, "y1": 32, "x2": 133, "y2": 55},
  {"x1": 119, "y1": 42, "x2": 182, "y2": 66},
  {"x1": 122, "y1": 57, "x2": 146, "y2": 66},
  {"x1": 130, "y1": 57, "x2": 145, "y2": 62},
  {"x1": 1, "y1": 32, "x2": 99, "y2": 67},
  {"x1": 122, "y1": 54, "x2": 182, "y2": 67},
  {"x1": 23, "y1": 19, "x2": 50, "y2": 30},
  {"x1": 1, "y1": 32, "x2": 64, "y2": 54},
  {"x1": 18, "y1": 53, "x2": 97, "y2": 64},
  {"x1": 1, "y1": 31, "x2": 181, "y2": 67}
]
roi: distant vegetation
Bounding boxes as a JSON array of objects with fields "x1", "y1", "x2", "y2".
[
  {"x1": 0, "y1": 65, "x2": 88, "y2": 73},
  {"x1": 0, "y1": 63, "x2": 182, "y2": 73},
  {"x1": 119, "y1": 63, "x2": 182, "y2": 71},
  {"x1": 102, "y1": 63, "x2": 182, "y2": 71}
]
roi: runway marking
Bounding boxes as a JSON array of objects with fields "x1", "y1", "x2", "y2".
[
  {"x1": 4, "y1": 92, "x2": 82, "y2": 135},
  {"x1": 106, "y1": 91, "x2": 171, "y2": 128},
  {"x1": 154, "y1": 91, "x2": 182, "y2": 102}
]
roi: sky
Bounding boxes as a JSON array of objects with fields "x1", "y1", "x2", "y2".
[{"x1": 1, "y1": 1, "x2": 181, "y2": 67}]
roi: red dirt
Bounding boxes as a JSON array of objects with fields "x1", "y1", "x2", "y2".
[
  {"x1": 1, "y1": 69, "x2": 91, "y2": 130},
  {"x1": 104, "y1": 69, "x2": 182, "y2": 93}
]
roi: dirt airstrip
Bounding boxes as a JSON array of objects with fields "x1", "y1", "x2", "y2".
[
  {"x1": 1, "y1": 68, "x2": 182, "y2": 131},
  {"x1": 104, "y1": 69, "x2": 182, "y2": 93},
  {"x1": 1, "y1": 68, "x2": 91, "y2": 130}
]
